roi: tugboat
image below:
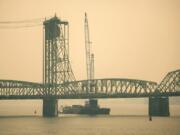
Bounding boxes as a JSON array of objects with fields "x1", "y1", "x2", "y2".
[{"x1": 60, "y1": 99, "x2": 110, "y2": 115}]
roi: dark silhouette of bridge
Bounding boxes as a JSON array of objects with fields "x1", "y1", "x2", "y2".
[{"x1": 0, "y1": 16, "x2": 180, "y2": 117}]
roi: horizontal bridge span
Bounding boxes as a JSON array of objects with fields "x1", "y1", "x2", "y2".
[
  {"x1": 1, "y1": 91, "x2": 180, "y2": 100},
  {"x1": 0, "y1": 74, "x2": 179, "y2": 99},
  {"x1": 0, "y1": 78, "x2": 158, "y2": 99},
  {"x1": 0, "y1": 80, "x2": 44, "y2": 97},
  {"x1": 62, "y1": 78, "x2": 158, "y2": 95}
]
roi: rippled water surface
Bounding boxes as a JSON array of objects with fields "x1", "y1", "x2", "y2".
[
  {"x1": 0, "y1": 115, "x2": 180, "y2": 135},
  {"x1": 0, "y1": 99, "x2": 180, "y2": 135}
]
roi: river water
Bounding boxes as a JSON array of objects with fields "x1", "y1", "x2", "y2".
[{"x1": 0, "y1": 98, "x2": 180, "y2": 135}]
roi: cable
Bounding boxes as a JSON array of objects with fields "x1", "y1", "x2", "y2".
[
  {"x1": 0, "y1": 18, "x2": 44, "y2": 24},
  {"x1": 0, "y1": 15, "x2": 54, "y2": 24},
  {"x1": 0, "y1": 23, "x2": 43, "y2": 29},
  {"x1": 0, "y1": 16, "x2": 55, "y2": 29}
]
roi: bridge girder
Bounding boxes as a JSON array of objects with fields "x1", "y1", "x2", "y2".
[
  {"x1": 0, "y1": 80, "x2": 44, "y2": 97},
  {"x1": 0, "y1": 69, "x2": 180, "y2": 99},
  {"x1": 0, "y1": 78, "x2": 162, "y2": 99},
  {"x1": 156, "y1": 69, "x2": 180, "y2": 93}
]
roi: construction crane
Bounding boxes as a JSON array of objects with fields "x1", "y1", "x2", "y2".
[
  {"x1": 90, "y1": 53, "x2": 94, "y2": 80},
  {"x1": 84, "y1": 13, "x2": 94, "y2": 92}
]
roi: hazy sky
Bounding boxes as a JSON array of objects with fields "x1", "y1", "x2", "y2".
[{"x1": 0, "y1": 0, "x2": 179, "y2": 83}]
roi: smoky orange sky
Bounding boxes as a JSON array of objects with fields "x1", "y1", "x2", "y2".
[{"x1": 0, "y1": 0, "x2": 180, "y2": 84}]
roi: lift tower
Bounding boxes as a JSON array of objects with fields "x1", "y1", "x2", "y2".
[{"x1": 43, "y1": 15, "x2": 75, "y2": 117}]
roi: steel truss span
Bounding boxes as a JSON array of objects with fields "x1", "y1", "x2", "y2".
[
  {"x1": 0, "y1": 80, "x2": 43, "y2": 99},
  {"x1": 156, "y1": 69, "x2": 180, "y2": 93},
  {"x1": 0, "y1": 69, "x2": 180, "y2": 99}
]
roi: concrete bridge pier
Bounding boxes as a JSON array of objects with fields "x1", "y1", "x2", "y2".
[
  {"x1": 43, "y1": 98, "x2": 58, "y2": 117},
  {"x1": 149, "y1": 96, "x2": 170, "y2": 116}
]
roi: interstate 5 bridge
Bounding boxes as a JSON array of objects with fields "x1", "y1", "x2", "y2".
[{"x1": 0, "y1": 16, "x2": 180, "y2": 117}]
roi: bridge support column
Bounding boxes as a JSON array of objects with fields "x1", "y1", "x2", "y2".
[
  {"x1": 149, "y1": 97, "x2": 169, "y2": 116},
  {"x1": 43, "y1": 98, "x2": 58, "y2": 117}
]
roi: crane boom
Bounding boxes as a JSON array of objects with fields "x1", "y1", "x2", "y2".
[
  {"x1": 84, "y1": 13, "x2": 91, "y2": 81},
  {"x1": 90, "y1": 53, "x2": 94, "y2": 80},
  {"x1": 84, "y1": 13, "x2": 95, "y2": 93}
]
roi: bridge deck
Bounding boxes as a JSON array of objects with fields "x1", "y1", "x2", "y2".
[{"x1": 0, "y1": 69, "x2": 179, "y2": 99}]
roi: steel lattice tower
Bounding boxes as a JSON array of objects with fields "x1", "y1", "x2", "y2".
[{"x1": 43, "y1": 16, "x2": 75, "y2": 91}]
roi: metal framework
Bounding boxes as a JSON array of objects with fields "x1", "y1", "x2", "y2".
[
  {"x1": 155, "y1": 69, "x2": 180, "y2": 94},
  {"x1": 0, "y1": 16, "x2": 180, "y2": 100},
  {"x1": 0, "y1": 69, "x2": 180, "y2": 99},
  {"x1": 43, "y1": 16, "x2": 75, "y2": 96},
  {"x1": 61, "y1": 78, "x2": 158, "y2": 98},
  {"x1": 84, "y1": 13, "x2": 95, "y2": 93},
  {"x1": 84, "y1": 13, "x2": 91, "y2": 81},
  {"x1": 90, "y1": 54, "x2": 94, "y2": 80},
  {"x1": 0, "y1": 80, "x2": 43, "y2": 99}
]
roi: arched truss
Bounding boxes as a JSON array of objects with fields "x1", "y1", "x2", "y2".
[
  {"x1": 155, "y1": 69, "x2": 180, "y2": 94},
  {"x1": 58, "y1": 78, "x2": 158, "y2": 98},
  {"x1": 0, "y1": 78, "x2": 157, "y2": 99},
  {"x1": 0, "y1": 80, "x2": 44, "y2": 98},
  {"x1": 0, "y1": 69, "x2": 180, "y2": 99}
]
